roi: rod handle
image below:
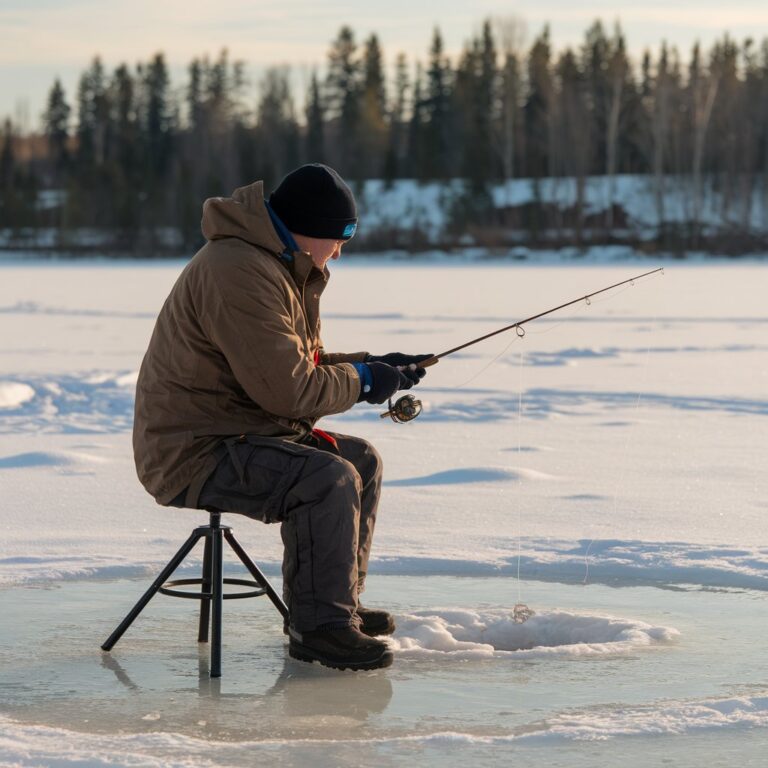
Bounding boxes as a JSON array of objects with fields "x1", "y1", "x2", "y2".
[{"x1": 418, "y1": 356, "x2": 439, "y2": 368}]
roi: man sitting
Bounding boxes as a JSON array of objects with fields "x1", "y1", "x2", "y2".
[{"x1": 133, "y1": 164, "x2": 430, "y2": 671}]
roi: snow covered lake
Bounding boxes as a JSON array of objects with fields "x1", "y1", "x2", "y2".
[{"x1": 1, "y1": 258, "x2": 767, "y2": 765}]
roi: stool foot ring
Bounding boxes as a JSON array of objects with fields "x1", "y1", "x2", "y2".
[{"x1": 159, "y1": 577, "x2": 267, "y2": 600}]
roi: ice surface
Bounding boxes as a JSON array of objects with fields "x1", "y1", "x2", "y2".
[
  {"x1": 0, "y1": 576, "x2": 767, "y2": 767},
  {"x1": 1, "y1": 259, "x2": 767, "y2": 764}
]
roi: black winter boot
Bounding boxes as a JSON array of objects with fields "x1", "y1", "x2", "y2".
[
  {"x1": 288, "y1": 625, "x2": 393, "y2": 671},
  {"x1": 357, "y1": 605, "x2": 396, "y2": 636}
]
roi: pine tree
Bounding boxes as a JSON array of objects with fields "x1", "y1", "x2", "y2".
[
  {"x1": 109, "y1": 63, "x2": 139, "y2": 236},
  {"x1": 498, "y1": 49, "x2": 521, "y2": 183},
  {"x1": 305, "y1": 71, "x2": 325, "y2": 163},
  {"x1": 0, "y1": 119, "x2": 36, "y2": 231},
  {"x1": 325, "y1": 26, "x2": 362, "y2": 176},
  {"x1": 76, "y1": 57, "x2": 109, "y2": 169},
  {"x1": 494, "y1": 16, "x2": 527, "y2": 183},
  {"x1": 605, "y1": 25, "x2": 628, "y2": 179},
  {"x1": 143, "y1": 53, "x2": 173, "y2": 179},
  {"x1": 604, "y1": 23, "x2": 631, "y2": 226},
  {"x1": 0, "y1": 119, "x2": 14, "y2": 193},
  {"x1": 71, "y1": 57, "x2": 112, "y2": 228},
  {"x1": 0, "y1": 119, "x2": 15, "y2": 228},
  {"x1": 360, "y1": 33, "x2": 388, "y2": 177},
  {"x1": 256, "y1": 66, "x2": 299, "y2": 188},
  {"x1": 384, "y1": 53, "x2": 409, "y2": 183},
  {"x1": 187, "y1": 58, "x2": 204, "y2": 132},
  {"x1": 525, "y1": 27, "x2": 554, "y2": 178},
  {"x1": 581, "y1": 21, "x2": 610, "y2": 175},
  {"x1": 407, "y1": 62, "x2": 427, "y2": 179},
  {"x1": 477, "y1": 20, "x2": 498, "y2": 181},
  {"x1": 43, "y1": 79, "x2": 71, "y2": 176},
  {"x1": 423, "y1": 28, "x2": 452, "y2": 179}
]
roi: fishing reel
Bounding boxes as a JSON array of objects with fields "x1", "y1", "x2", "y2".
[{"x1": 380, "y1": 394, "x2": 423, "y2": 423}]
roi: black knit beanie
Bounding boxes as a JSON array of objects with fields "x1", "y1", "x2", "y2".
[{"x1": 269, "y1": 164, "x2": 358, "y2": 240}]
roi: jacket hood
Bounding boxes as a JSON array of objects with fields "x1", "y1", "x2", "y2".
[{"x1": 201, "y1": 180, "x2": 285, "y2": 255}]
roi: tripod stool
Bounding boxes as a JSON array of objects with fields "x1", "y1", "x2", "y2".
[{"x1": 101, "y1": 510, "x2": 288, "y2": 677}]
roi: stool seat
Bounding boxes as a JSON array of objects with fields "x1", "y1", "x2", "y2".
[{"x1": 100, "y1": 510, "x2": 288, "y2": 678}]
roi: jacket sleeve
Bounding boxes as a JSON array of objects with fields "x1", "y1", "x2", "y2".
[
  {"x1": 198, "y1": 258, "x2": 360, "y2": 420},
  {"x1": 317, "y1": 347, "x2": 369, "y2": 365}
]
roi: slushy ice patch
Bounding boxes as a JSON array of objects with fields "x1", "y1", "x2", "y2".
[{"x1": 389, "y1": 608, "x2": 679, "y2": 658}]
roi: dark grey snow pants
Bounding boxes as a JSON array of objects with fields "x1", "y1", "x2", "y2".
[{"x1": 193, "y1": 432, "x2": 383, "y2": 632}]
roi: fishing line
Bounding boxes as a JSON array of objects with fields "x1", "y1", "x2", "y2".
[
  {"x1": 582, "y1": 278, "x2": 662, "y2": 584},
  {"x1": 448, "y1": 333, "x2": 522, "y2": 389},
  {"x1": 450, "y1": 289, "x2": 591, "y2": 390},
  {"x1": 516, "y1": 342, "x2": 525, "y2": 604}
]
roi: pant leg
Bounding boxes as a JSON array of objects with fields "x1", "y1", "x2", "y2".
[
  {"x1": 309, "y1": 433, "x2": 383, "y2": 594},
  {"x1": 280, "y1": 449, "x2": 364, "y2": 630},
  {"x1": 195, "y1": 436, "x2": 363, "y2": 631}
]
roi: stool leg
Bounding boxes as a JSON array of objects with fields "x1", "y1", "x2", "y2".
[
  {"x1": 198, "y1": 533, "x2": 212, "y2": 643},
  {"x1": 101, "y1": 530, "x2": 204, "y2": 652},
  {"x1": 210, "y1": 525, "x2": 224, "y2": 678},
  {"x1": 224, "y1": 529, "x2": 289, "y2": 622}
]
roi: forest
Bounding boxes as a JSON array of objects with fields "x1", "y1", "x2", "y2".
[{"x1": 2, "y1": 20, "x2": 767, "y2": 255}]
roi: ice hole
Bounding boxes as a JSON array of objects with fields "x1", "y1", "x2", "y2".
[{"x1": 389, "y1": 608, "x2": 679, "y2": 659}]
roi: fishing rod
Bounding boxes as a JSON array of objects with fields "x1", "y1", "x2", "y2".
[{"x1": 381, "y1": 266, "x2": 664, "y2": 423}]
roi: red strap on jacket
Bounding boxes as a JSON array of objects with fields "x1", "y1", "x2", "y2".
[{"x1": 311, "y1": 427, "x2": 338, "y2": 449}]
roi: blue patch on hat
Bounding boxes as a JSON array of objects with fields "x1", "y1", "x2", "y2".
[{"x1": 342, "y1": 222, "x2": 357, "y2": 238}]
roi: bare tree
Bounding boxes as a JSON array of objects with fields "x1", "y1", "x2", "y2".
[{"x1": 688, "y1": 43, "x2": 720, "y2": 238}]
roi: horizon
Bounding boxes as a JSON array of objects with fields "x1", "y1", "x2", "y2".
[{"x1": 1, "y1": 0, "x2": 764, "y2": 131}]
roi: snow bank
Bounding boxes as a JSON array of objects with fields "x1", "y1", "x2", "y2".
[{"x1": 356, "y1": 175, "x2": 768, "y2": 247}]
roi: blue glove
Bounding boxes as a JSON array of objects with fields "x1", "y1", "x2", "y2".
[{"x1": 352, "y1": 362, "x2": 423, "y2": 405}]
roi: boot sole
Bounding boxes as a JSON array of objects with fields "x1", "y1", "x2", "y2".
[{"x1": 289, "y1": 642, "x2": 394, "y2": 671}]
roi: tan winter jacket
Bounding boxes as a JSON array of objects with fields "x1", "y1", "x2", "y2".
[{"x1": 133, "y1": 181, "x2": 366, "y2": 505}]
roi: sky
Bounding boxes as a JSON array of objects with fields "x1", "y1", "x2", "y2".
[{"x1": 1, "y1": 0, "x2": 765, "y2": 129}]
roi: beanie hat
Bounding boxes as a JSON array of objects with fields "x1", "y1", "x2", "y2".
[{"x1": 269, "y1": 164, "x2": 358, "y2": 241}]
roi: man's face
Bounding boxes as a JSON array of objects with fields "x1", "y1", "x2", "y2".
[{"x1": 291, "y1": 234, "x2": 344, "y2": 271}]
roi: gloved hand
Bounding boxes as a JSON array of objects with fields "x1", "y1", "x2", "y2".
[
  {"x1": 354, "y1": 361, "x2": 425, "y2": 404},
  {"x1": 366, "y1": 352, "x2": 434, "y2": 370}
]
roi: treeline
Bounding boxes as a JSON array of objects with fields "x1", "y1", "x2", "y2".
[{"x1": 2, "y1": 20, "x2": 768, "y2": 253}]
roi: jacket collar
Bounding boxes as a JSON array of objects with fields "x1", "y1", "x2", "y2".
[{"x1": 201, "y1": 180, "x2": 328, "y2": 290}]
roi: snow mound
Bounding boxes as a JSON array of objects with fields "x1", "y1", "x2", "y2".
[
  {"x1": 389, "y1": 608, "x2": 679, "y2": 659},
  {"x1": 385, "y1": 466, "x2": 561, "y2": 486},
  {"x1": 0, "y1": 450, "x2": 108, "y2": 470},
  {"x1": 0, "y1": 382, "x2": 35, "y2": 409}
]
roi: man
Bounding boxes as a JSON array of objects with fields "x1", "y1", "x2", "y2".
[{"x1": 133, "y1": 164, "x2": 430, "y2": 671}]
